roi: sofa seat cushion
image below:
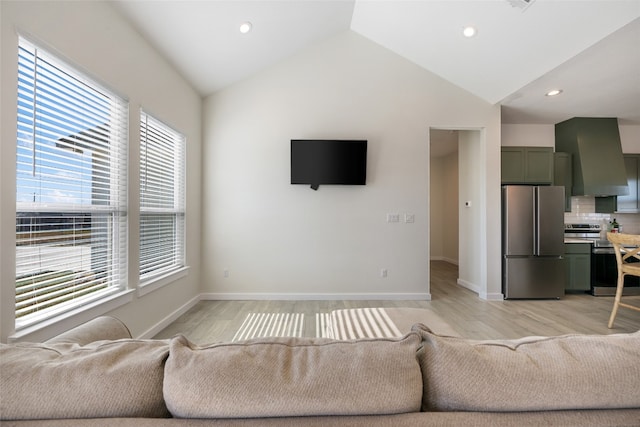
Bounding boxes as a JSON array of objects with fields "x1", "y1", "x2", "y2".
[
  {"x1": 164, "y1": 333, "x2": 422, "y2": 418},
  {"x1": 5, "y1": 410, "x2": 640, "y2": 427},
  {"x1": 0, "y1": 339, "x2": 170, "y2": 420},
  {"x1": 2, "y1": 409, "x2": 640, "y2": 427},
  {"x1": 414, "y1": 324, "x2": 640, "y2": 412}
]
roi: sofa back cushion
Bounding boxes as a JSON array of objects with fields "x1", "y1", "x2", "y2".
[
  {"x1": 413, "y1": 324, "x2": 640, "y2": 412},
  {"x1": 0, "y1": 339, "x2": 170, "y2": 420},
  {"x1": 45, "y1": 316, "x2": 132, "y2": 345},
  {"x1": 164, "y1": 333, "x2": 422, "y2": 418}
]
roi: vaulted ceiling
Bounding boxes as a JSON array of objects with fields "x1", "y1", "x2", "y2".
[{"x1": 112, "y1": 1, "x2": 640, "y2": 125}]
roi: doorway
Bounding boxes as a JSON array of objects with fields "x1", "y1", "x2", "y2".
[
  {"x1": 429, "y1": 130, "x2": 459, "y2": 265},
  {"x1": 429, "y1": 128, "x2": 484, "y2": 297}
]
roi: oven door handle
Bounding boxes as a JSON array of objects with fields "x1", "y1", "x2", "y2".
[{"x1": 592, "y1": 248, "x2": 615, "y2": 255}]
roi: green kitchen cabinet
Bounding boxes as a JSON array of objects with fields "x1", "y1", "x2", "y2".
[
  {"x1": 564, "y1": 243, "x2": 591, "y2": 292},
  {"x1": 616, "y1": 154, "x2": 640, "y2": 213},
  {"x1": 501, "y1": 147, "x2": 553, "y2": 184},
  {"x1": 553, "y1": 152, "x2": 572, "y2": 212}
]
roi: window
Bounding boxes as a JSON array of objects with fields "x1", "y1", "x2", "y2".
[
  {"x1": 139, "y1": 111, "x2": 185, "y2": 283},
  {"x1": 15, "y1": 37, "x2": 128, "y2": 329}
]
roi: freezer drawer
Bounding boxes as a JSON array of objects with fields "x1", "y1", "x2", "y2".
[{"x1": 503, "y1": 257, "x2": 565, "y2": 299}]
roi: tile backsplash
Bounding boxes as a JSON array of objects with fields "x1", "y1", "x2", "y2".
[{"x1": 565, "y1": 196, "x2": 640, "y2": 236}]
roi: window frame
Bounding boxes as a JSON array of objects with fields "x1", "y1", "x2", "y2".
[
  {"x1": 14, "y1": 36, "x2": 130, "y2": 332},
  {"x1": 138, "y1": 109, "x2": 187, "y2": 291}
]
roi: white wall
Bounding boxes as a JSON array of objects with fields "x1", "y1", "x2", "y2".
[
  {"x1": 429, "y1": 158, "x2": 445, "y2": 259},
  {"x1": 458, "y1": 130, "x2": 484, "y2": 294},
  {"x1": 1, "y1": 1, "x2": 202, "y2": 341},
  {"x1": 501, "y1": 124, "x2": 554, "y2": 147},
  {"x1": 202, "y1": 31, "x2": 501, "y2": 301},
  {"x1": 430, "y1": 148, "x2": 458, "y2": 264},
  {"x1": 442, "y1": 151, "x2": 460, "y2": 264},
  {"x1": 620, "y1": 126, "x2": 640, "y2": 153}
]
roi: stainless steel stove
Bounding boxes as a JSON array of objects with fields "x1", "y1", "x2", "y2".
[
  {"x1": 564, "y1": 223, "x2": 606, "y2": 246},
  {"x1": 565, "y1": 223, "x2": 640, "y2": 296}
]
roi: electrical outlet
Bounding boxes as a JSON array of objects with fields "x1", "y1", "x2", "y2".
[
  {"x1": 223, "y1": 269, "x2": 229, "y2": 278},
  {"x1": 380, "y1": 269, "x2": 388, "y2": 278},
  {"x1": 405, "y1": 213, "x2": 415, "y2": 223}
]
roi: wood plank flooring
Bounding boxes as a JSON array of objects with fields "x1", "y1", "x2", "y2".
[{"x1": 153, "y1": 261, "x2": 640, "y2": 344}]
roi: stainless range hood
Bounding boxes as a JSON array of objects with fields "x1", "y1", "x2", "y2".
[{"x1": 555, "y1": 117, "x2": 628, "y2": 197}]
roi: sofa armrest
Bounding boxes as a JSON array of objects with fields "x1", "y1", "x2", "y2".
[{"x1": 45, "y1": 316, "x2": 131, "y2": 345}]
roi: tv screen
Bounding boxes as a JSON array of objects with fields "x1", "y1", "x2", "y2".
[{"x1": 291, "y1": 139, "x2": 367, "y2": 190}]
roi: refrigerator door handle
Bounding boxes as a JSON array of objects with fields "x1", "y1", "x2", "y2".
[{"x1": 533, "y1": 188, "x2": 539, "y2": 255}]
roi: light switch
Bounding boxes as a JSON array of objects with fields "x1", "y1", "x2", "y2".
[
  {"x1": 405, "y1": 214, "x2": 415, "y2": 223},
  {"x1": 387, "y1": 213, "x2": 400, "y2": 223}
]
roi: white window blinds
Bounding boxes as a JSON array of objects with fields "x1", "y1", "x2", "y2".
[
  {"x1": 15, "y1": 37, "x2": 128, "y2": 329},
  {"x1": 139, "y1": 111, "x2": 185, "y2": 282}
]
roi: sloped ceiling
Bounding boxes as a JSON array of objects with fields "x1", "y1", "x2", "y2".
[{"x1": 112, "y1": 0, "x2": 640, "y2": 124}]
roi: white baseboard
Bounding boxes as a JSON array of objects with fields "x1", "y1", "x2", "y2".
[
  {"x1": 479, "y1": 292, "x2": 505, "y2": 301},
  {"x1": 457, "y1": 278, "x2": 480, "y2": 294},
  {"x1": 430, "y1": 256, "x2": 459, "y2": 265},
  {"x1": 137, "y1": 294, "x2": 201, "y2": 339},
  {"x1": 200, "y1": 292, "x2": 432, "y2": 301},
  {"x1": 457, "y1": 279, "x2": 504, "y2": 301}
]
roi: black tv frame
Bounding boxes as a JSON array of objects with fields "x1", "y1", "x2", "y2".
[{"x1": 290, "y1": 139, "x2": 367, "y2": 190}]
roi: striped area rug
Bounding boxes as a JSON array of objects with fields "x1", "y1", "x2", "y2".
[
  {"x1": 231, "y1": 312, "x2": 304, "y2": 342},
  {"x1": 316, "y1": 308, "x2": 403, "y2": 340}
]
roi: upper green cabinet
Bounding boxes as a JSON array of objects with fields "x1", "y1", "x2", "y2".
[
  {"x1": 617, "y1": 154, "x2": 640, "y2": 213},
  {"x1": 501, "y1": 147, "x2": 553, "y2": 184},
  {"x1": 553, "y1": 152, "x2": 572, "y2": 212}
]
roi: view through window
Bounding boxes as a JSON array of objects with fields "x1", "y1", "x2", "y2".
[
  {"x1": 15, "y1": 37, "x2": 128, "y2": 329},
  {"x1": 139, "y1": 111, "x2": 186, "y2": 282}
]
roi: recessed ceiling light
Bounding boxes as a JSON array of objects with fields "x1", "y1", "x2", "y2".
[
  {"x1": 545, "y1": 89, "x2": 563, "y2": 97},
  {"x1": 239, "y1": 22, "x2": 252, "y2": 34},
  {"x1": 463, "y1": 26, "x2": 477, "y2": 38}
]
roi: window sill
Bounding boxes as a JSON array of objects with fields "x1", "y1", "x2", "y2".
[
  {"x1": 138, "y1": 266, "x2": 190, "y2": 297},
  {"x1": 9, "y1": 289, "x2": 135, "y2": 343}
]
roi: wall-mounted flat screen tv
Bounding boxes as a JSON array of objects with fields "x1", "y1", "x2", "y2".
[{"x1": 291, "y1": 139, "x2": 367, "y2": 190}]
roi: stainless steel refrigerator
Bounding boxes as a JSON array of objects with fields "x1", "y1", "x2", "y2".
[{"x1": 502, "y1": 185, "x2": 565, "y2": 299}]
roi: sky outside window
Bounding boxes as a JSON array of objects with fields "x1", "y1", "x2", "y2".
[{"x1": 16, "y1": 43, "x2": 110, "y2": 208}]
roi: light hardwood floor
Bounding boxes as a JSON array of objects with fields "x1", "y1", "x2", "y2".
[{"x1": 153, "y1": 261, "x2": 640, "y2": 344}]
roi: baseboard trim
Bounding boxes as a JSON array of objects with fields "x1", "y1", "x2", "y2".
[
  {"x1": 430, "y1": 256, "x2": 459, "y2": 265},
  {"x1": 457, "y1": 278, "x2": 479, "y2": 294},
  {"x1": 457, "y1": 279, "x2": 504, "y2": 301},
  {"x1": 200, "y1": 292, "x2": 432, "y2": 301},
  {"x1": 479, "y1": 292, "x2": 505, "y2": 301},
  {"x1": 137, "y1": 294, "x2": 201, "y2": 339}
]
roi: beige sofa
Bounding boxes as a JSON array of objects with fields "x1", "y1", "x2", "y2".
[{"x1": 1, "y1": 316, "x2": 639, "y2": 426}]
